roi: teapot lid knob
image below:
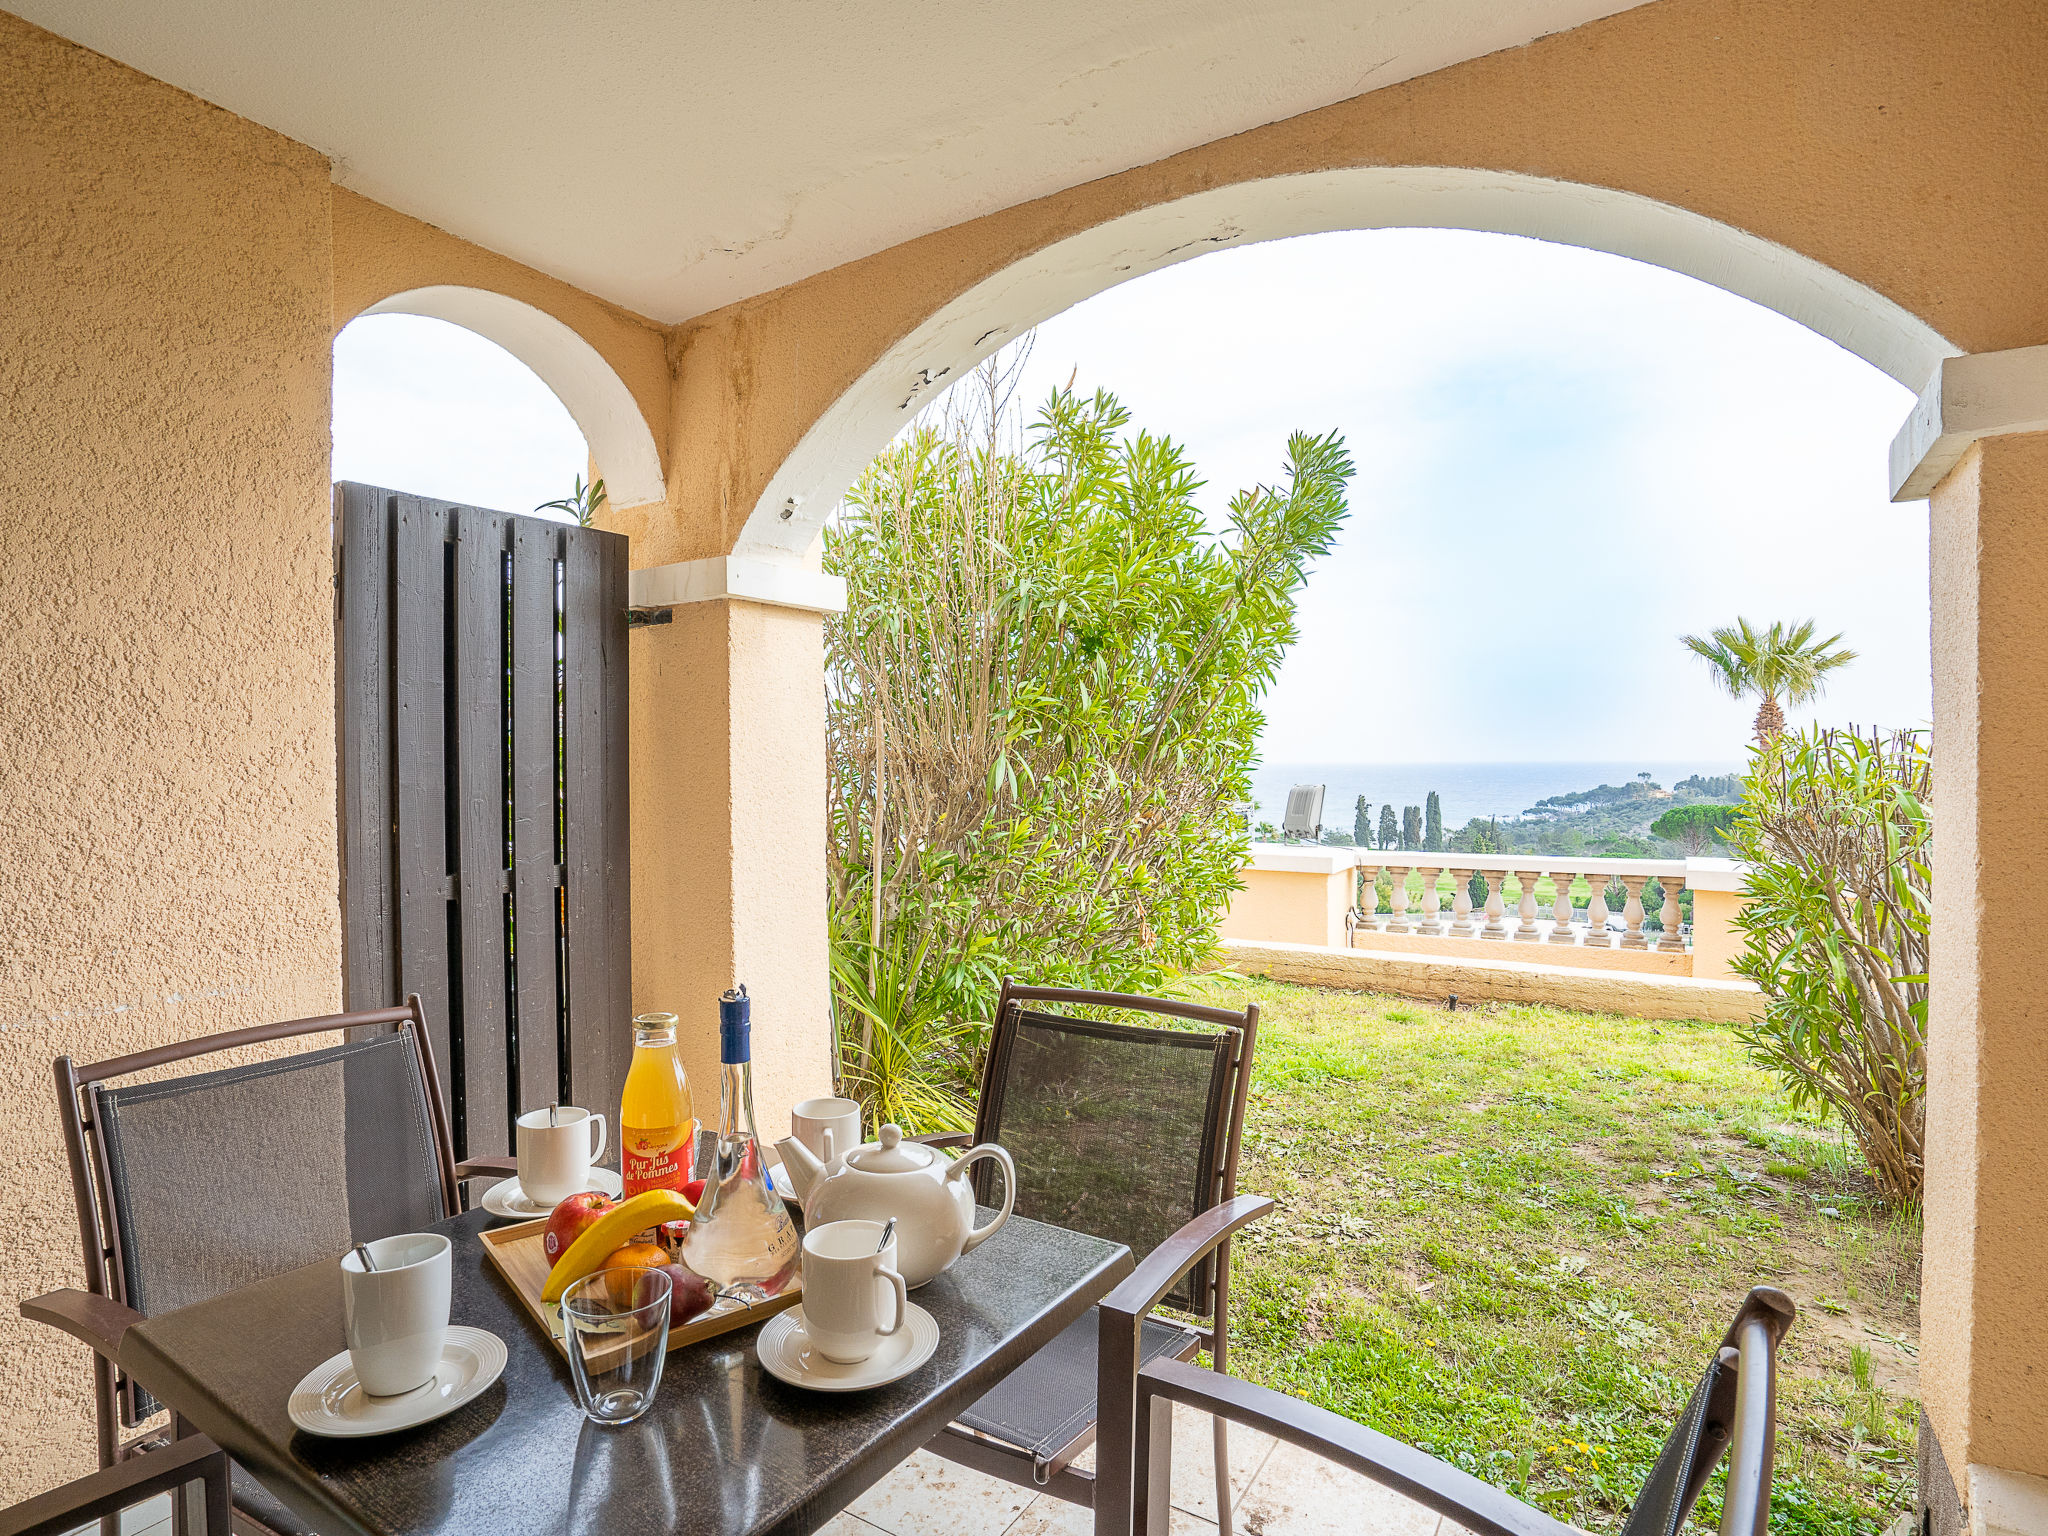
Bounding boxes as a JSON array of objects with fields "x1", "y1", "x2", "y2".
[{"x1": 845, "y1": 1121, "x2": 932, "y2": 1173}]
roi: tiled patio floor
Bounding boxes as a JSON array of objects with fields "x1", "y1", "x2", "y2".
[
  {"x1": 829, "y1": 1402, "x2": 1463, "y2": 1536},
  {"x1": 86, "y1": 1404, "x2": 1458, "y2": 1536}
]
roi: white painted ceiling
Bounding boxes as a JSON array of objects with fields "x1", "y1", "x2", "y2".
[{"x1": 16, "y1": 0, "x2": 1648, "y2": 323}]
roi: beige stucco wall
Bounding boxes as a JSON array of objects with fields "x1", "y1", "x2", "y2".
[
  {"x1": 329, "y1": 188, "x2": 674, "y2": 492},
  {"x1": 0, "y1": 12, "x2": 339, "y2": 1496},
  {"x1": 626, "y1": 600, "x2": 835, "y2": 1137},
  {"x1": 1218, "y1": 867, "x2": 1352, "y2": 950},
  {"x1": 1924, "y1": 434, "x2": 2048, "y2": 1480},
  {"x1": 1687, "y1": 889, "x2": 1748, "y2": 982},
  {"x1": 654, "y1": 0, "x2": 2048, "y2": 560}
]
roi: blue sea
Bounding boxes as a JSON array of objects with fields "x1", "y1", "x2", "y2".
[{"x1": 1252, "y1": 761, "x2": 1744, "y2": 836}]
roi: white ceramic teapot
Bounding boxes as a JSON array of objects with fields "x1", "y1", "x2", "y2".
[{"x1": 775, "y1": 1124, "x2": 1015, "y2": 1288}]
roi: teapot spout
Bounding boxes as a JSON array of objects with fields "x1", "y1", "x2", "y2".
[{"x1": 774, "y1": 1136, "x2": 826, "y2": 1201}]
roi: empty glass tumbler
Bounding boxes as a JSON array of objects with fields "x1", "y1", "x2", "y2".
[{"x1": 561, "y1": 1267, "x2": 672, "y2": 1425}]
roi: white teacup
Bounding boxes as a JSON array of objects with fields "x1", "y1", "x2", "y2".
[
  {"x1": 800, "y1": 1219, "x2": 908, "y2": 1364},
  {"x1": 791, "y1": 1096, "x2": 862, "y2": 1167},
  {"x1": 517, "y1": 1105, "x2": 608, "y2": 1207},
  {"x1": 341, "y1": 1232, "x2": 451, "y2": 1397}
]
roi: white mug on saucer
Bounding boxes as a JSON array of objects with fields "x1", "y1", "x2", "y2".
[
  {"x1": 800, "y1": 1219, "x2": 908, "y2": 1364},
  {"x1": 341, "y1": 1232, "x2": 451, "y2": 1397},
  {"x1": 517, "y1": 1105, "x2": 608, "y2": 1207},
  {"x1": 791, "y1": 1096, "x2": 861, "y2": 1166}
]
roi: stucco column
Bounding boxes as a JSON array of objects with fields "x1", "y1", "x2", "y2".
[
  {"x1": 1922, "y1": 431, "x2": 2048, "y2": 1504},
  {"x1": 624, "y1": 560, "x2": 841, "y2": 1138}
]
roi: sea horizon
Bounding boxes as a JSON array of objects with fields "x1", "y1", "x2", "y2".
[{"x1": 1252, "y1": 759, "x2": 1745, "y2": 836}]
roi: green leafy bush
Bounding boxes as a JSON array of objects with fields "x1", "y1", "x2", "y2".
[
  {"x1": 823, "y1": 381, "x2": 1349, "y2": 1125},
  {"x1": 1729, "y1": 727, "x2": 1929, "y2": 1205}
]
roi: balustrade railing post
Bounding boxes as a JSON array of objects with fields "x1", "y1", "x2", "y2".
[
  {"x1": 1481, "y1": 868, "x2": 1509, "y2": 939},
  {"x1": 1449, "y1": 868, "x2": 1477, "y2": 938},
  {"x1": 1386, "y1": 866, "x2": 1412, "y2": 934},
  {"x1": 1656, "y1": 877, "x2": 1687, "y2": 953},
  {"x1": 1548, "y1": 872, "x2": 1577, "y2": 943},
  {"x1": 1583, "y1": 879, "x2": 1612, "y2": 948},
  {"x1": 1415, "y1": 866, "x2": 1445, "y2": 937},
  {"x1": 1618, "y1": 875, "x2": 1650, "y2": 950},
  {"x1": 1513, "y1": 870, "x2": 1543, "y2": 940}
]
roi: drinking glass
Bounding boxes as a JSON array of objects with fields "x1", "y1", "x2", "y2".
[{"x1": 561, "y1": 1267, "x2": 672, "y2": 1425}]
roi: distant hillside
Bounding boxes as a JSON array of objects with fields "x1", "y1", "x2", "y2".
[{"x1": 1316, "y1": 771, "x2": 1743, "y2": 859}]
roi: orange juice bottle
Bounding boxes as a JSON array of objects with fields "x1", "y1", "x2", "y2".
[{"x1": 620, "y1": 1012, "x2": 697, "y2": 1197}]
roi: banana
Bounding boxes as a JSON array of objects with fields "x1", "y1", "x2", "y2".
[{"x1": 540, "y1": 1189, "x2": 697, "y2": 1303}]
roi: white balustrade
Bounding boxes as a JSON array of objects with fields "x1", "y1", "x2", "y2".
[
  {"x1": 1449, "y1": 868, "x2": 1477, "y2": 937},
  {"x1": 1514, "y1": 869, "x2": 1543, "y2": 940},
  {"x1": 1415, "y1": 866, "x2": 1446, "y2": 937},
  {"x1": 1334, "y1": 852, "x2": 1696, "y2": 961},
  {"x1": 1481, "y1": 872, "x2": 1509, "y2": 939}
]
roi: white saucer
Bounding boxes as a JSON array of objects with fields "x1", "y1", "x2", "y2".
[
  {"x1": 756, "y1": 1303, "x2": 938, "y2": 1392},
  {"x1": 480, "y1": 1167, "x2": 624, "y2": 1219},
  {"x1": 289, "y1": 1327, "x2": 507, "y2": 1438}
]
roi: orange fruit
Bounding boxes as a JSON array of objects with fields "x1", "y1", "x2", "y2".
[{"x1": 600, "y1": 1241, "x2": 669, "y2": 1272}]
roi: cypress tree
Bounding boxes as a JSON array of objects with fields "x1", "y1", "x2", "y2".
[
  {"x1": 1377, "y1": 804, "x2": 1397, "y2": 849},
  {"x1": 1354, "y1": 795, "x2": 1372, "y2": 848},
  {"x1": 1402, "y1": 804, "x2": 1423, "y2": 849},
  {"x1": 1424, "y1": 791, "x2": 1443, "y2": 851}
]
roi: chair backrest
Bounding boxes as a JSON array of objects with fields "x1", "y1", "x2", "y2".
[
  {"x1": 1619, "y1": 1287, "x2": 1795, "y2": 1536},
  {"x1": 56, "y1": 999, "x2": 457, "y2": 1439},
  {"x1": 970, "y1": 979, "x2": 1256, "y2": 1317}
]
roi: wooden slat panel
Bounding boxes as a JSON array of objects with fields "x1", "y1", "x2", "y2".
[
  {"x1": 393, "y1": 496, "x2": 457, "y2": 1130},
  {"x1": 335, "y1": 484, "x2": 397, "y2": 1015},
  {"x1": 509, "y1": 518, "x2": 563, "y2": 1118},
  {"x1": 561, "y1": 531, "x2": 630, "y2": 1119},
  {"x1": 453, "y1": 508, "x2": 512, "y2": 1157}
]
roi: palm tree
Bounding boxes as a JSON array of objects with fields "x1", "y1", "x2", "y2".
[{"x1": 1681, "y1": 618, "x2": 1857, "y2": 743}]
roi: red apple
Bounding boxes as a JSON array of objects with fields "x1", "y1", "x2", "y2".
[
  {"x1": 659, "y1": 1263, "x2": 715, "y2": 1326},
  {"x1": 543, "y1": 1191, "x2": 615, "y2": 1263},
  {"x1": 682, "y1": 1178, "x2": 706, "y2": 1206}
]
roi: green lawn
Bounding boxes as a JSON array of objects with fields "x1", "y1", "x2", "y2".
[{"x1": 1195, "y1": 977, "x2": 1919, "y2": 1536}]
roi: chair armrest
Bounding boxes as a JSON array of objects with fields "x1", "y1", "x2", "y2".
[
  {"x1": 1091, "y1": 1195, "x2": 1274, "y2": 1536},
  {"x1": 20, "y1": 1289, "x2": 145, "y2": 1363},
  {"x1": 1100, "y1": 1194, "x2": 1274, "y2": 1325},
  {"x1": 454, "y1": 1156, "x2": 519, "y2": 1181},
  {"x1": 1138, "y1": 1357, "x2": 1575, "y2": 1536},
  {"x1": 908, "y1": 1132, "x2": 972, "y2": 1150},
  {"x1": 0, "y1": 1431, "x2": 228, "y2": 1536}
]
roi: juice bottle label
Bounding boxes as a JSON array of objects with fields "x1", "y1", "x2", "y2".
[{"x1": 622, "y1": 1119, "x2": 698, "y2": 1196}]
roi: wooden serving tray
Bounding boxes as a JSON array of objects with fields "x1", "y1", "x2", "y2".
[{"x1": 478, "y1": 1218, "x2": 801, "y2": 1359}]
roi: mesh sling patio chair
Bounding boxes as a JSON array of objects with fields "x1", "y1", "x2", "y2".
[
  {"x1": 22, "y1": 997, "x2": 516, "y2": 1536},
  {"x1": 921, "y1": 979, "x2": 1271, "y2": 1536},
  {"x1": 1132, "y1": 1287, "x2": 1798, "y2": 1536}
]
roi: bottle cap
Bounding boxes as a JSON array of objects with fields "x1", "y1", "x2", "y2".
[{"x1": 718, "y1": 985, "x2": 750, "y2": 1063}]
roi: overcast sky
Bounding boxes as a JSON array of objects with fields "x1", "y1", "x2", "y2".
[{"x1": 334, "y1": 228, "x2": 1931, "y2": 765}]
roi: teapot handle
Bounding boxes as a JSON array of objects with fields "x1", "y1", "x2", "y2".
[{"x1": 945, "y1": 1144, "x2": 1016, "y2": 1255}]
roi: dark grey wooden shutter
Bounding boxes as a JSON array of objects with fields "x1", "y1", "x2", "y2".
[{"x1": 334, "y1": 482, "x2": 630, "y2": 1160}]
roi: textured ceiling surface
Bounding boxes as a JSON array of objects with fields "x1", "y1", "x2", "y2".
[{"x1": 16, "y1": 0, "x2": 1647, "y2": 320}]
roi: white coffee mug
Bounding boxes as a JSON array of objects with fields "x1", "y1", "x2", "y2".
[
  {"x1": 341, "y1": 1232, "x2": 451, "y2": 1397},
  {"x1": 517, "y1": 1105, "x2": 608, "y2": 1207},
  {"x1": 791, "y1": 1096, "x2": 862, "y2": 1167},
  {"x1": 800, "y1": 1220, "x2": 908, "y2": 1365}
]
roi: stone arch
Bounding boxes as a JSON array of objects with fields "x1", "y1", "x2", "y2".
[
  {"x1": 353, "y1": 285, "x2": 667, "y2": 509},
  {"x1": 734, "y1": 166, "x2": 1955, "y2": 562}
]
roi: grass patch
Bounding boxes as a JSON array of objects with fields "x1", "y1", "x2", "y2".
[{"x1": 1197, "y1": 978, "x2": 1919, "y2": 1534}]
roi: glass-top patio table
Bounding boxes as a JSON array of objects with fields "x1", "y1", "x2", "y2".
[{"x1": 119, "y1": 1207, "x2": 1131, "y2": 1536}]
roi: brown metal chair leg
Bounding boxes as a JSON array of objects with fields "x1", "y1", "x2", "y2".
[{"x1": 1214, "y1": 1416, "x2": 1232, "y2": 1536}]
